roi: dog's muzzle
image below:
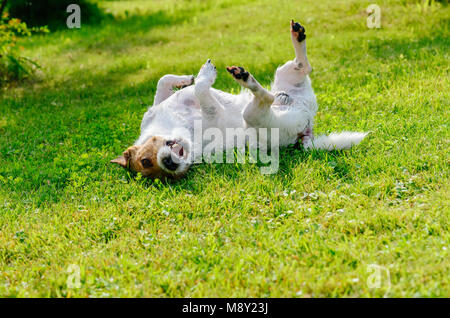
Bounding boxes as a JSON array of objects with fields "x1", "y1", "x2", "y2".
[{"x1": 162, "y1": 156, "x2": 179, "y2": 171}]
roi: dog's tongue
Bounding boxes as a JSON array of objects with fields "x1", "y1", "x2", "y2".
[{"x1": 171, "y1": 143, "x2": 183, "y2": 157}]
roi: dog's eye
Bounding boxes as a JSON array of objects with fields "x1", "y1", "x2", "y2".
[{"x1": 141, "y1": 158, "x2": 153, "y2": 168}]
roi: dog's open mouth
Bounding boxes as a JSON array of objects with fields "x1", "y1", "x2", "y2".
[{"x1": 166, "y1": 140, "x2": 185, "y2": 158}]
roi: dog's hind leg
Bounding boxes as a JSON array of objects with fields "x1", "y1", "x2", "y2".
[
  {"x1": 194, "y1": 59, "x2": 224, "y2": 119},
  {"x1": 290, "y1": 20, "x2": 311, "y2": 71},
  {"x1": 273, "y1": 20, "x2": 312, "y2": 92},
  {"x1": 153, "y1": 74, "x2": 195, "y2": 105},
  {"x1": 227, "y1": 66, "x2": 274, "y2": 127}
]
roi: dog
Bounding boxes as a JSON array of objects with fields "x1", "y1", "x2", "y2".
[{"x1": 111, "y1": 20, "x2": 367, "y2": 179}]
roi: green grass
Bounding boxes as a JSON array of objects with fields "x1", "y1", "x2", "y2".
[{"x1": 0, "y1": 0, "x2": 449, "y2": 297}]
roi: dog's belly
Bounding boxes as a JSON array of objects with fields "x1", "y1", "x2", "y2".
[
  {"x1": 163, "y1": 86, "x2": 246, "y2": 126},
  {"x1": 138, "y1": 87, "x2": 244, "y2": 143},
  {"x1": 164, "y1": 87, "x2": 201, "y2": 115}
]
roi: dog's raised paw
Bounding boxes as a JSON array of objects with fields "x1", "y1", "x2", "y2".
[
  {"x1": 197, "y1": 59, "x2": 217, "y2": 83},
  {"x1": 226, "y1": 66, "x2": 249, "y2": 82},
  {"x1": 291, "y1": 20, "x2": 306, "y2": 42}
]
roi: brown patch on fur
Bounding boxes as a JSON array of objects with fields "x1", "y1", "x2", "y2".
[
  {"x1": 111, "y1": 136, "x2": 170, "y2": 179},
  {"x1": 295, "y1": 125, "x2": 313, "y2": 148}
]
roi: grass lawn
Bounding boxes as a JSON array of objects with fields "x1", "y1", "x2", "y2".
[{"x1": 0, "y1": 0, "x2": 449, "y2": 297}]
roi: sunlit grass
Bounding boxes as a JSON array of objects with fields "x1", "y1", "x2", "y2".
[{"x1": 0, "y1": 0, "x2": 448, "y2": 297}]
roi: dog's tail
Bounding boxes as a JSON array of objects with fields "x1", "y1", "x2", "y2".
[{"x1": 304, "y1": 132, "x2": 368, "y2": 151}]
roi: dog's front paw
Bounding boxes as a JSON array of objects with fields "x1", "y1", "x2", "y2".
[
  {"x1": 226, "y1": 66, "x2": 249, "y2": 82},
  {"x1": 197, "y1": 59, "x2": 217, "y2": 84},
  {"x1": 291, "y1": 20, "x2": 306, "y2": 42}
]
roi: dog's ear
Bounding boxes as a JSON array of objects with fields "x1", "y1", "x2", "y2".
[
  {"x1": 110, "y1": 155, "x2": 128, "y2": 168},
  {"x1": 111, "y1": 146, "x2": 138, "y2": 169}
]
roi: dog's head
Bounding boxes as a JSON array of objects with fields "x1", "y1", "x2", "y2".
[{"x1": 111, "y1": 136, "x2": 191, "y2": 179}]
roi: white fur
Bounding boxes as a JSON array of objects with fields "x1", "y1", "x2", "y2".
[
  {"x1": 303, "y1": 132, "x2": 368, "y2": 151},
  {"x1": 134, "y1": 25, "x2": 366, "y2": 173}
]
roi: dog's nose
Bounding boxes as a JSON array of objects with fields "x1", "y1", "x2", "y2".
[{"x1": 162, "y1": 156, "x2": 179, "y2": 171}]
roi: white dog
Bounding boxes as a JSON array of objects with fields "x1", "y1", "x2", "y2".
[{"x1": 111, "y1": 20, "x2": 367, "y2": 179}]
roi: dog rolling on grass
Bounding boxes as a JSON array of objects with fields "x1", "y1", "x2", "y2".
[{"x1": 111, "y1": 20, "x2": 367, "y2": 179}]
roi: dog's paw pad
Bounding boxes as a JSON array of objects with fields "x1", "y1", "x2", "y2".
[
  {"x1": 291, "y1": 20, "x2": 306, "y2": 42},
  {"x1": 226, "y1": 66, "x2": 249, "y2": 82},
  {"x1": 176, "y1": 75, "x2": 195, "y2": 89}
]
